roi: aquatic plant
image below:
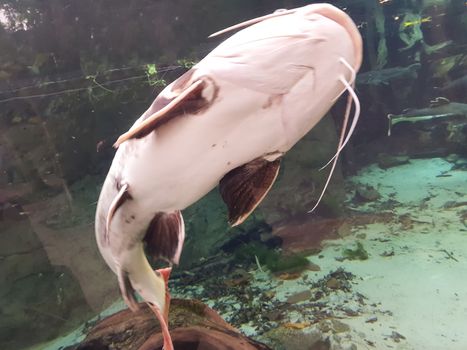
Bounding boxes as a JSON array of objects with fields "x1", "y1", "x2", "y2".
[
  {"x1": 145, "y1": 64, "x2": 167, "y2": 87},
  {"x1": 234, "y1": 242, "x2": 310, "y2": 274},
  {"x1": 341, "y1": 241, "x2": 369, "y2": 260}
]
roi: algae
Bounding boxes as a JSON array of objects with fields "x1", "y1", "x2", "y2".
[
  {"x1": 342, "y1": 241, "x2": 369, "y2": 260},
  {"x1": 234, "y1": 242, "x2": 310, "y2": 273}
]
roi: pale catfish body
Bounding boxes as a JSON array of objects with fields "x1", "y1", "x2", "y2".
[{"x1": 95, "y1": 4, "x2": 362, "y2": 349}]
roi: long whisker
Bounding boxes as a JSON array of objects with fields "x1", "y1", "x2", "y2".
[
  {"x1": 308, "y1": 62, "x2": 360, "y2": 213},
  {"x1": 320, "y1": 60, "x2": 360, "y2": 170},
  {"x1": 308, "y1": 90, "x2": 352, "y2": 213}
]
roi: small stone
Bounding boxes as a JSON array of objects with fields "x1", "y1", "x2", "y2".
[
  {"x1": 331, "y1": 319, "x2": 350, "y2": 333},
  {"x1": 264, "y1": 309, "x2": 282, "y2": 321},
  {"x1": 355, "y1": 184, "x2": 380, "y2": 202},
  {"x1": 380, "y1": 250, "x2": 394, "y2": 257},
  {"x1": 355, "y1": 233, "x2": 366, "y2": 239},
  {"x1": 307, "y1": 262, "x2": 321, "y2": 271},
  {"x1": 28, "y1": 116, "x2": 42, "y2": 124},
  {"x1": 377, "y1": 154, "x2": 410, "y2": 169},
  {"x1": 365, "y1": 316, "x2": 378, "y2": 323},
  {"x1": 337, "y1": 222, "x2": 352, "y2": 238},
  {"x1": 11, "y1": 115, "x2": 23, "y2": 124},
  {"x1": 326, "y1": 277, "x2": 341, "y2": 290},
  {"x1": 286, "y1": 290, "x2": 312, "y2": 304},
  {"x1": 446, "y1": 153, "x2": 459, "y2": 163},
  {"x1": 390, "y1": 331, "x2": 406, "y2": 342}
]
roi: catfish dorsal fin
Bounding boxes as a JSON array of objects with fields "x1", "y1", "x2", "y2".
[
  {"x1": 209, "y1": 8, "x2": 296, "y2": 38},
  {"x1": 114, "y1": 79, "x2": 205, "y2": 147}
]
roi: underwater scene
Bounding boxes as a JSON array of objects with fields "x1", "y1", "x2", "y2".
[{"x1": 0, "y1": 0, "x2": 466, "y2": 349}]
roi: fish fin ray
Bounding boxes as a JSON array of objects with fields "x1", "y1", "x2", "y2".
[
  {"x1": 220, "y1": 157, "x2": 281, "y2": 226},
  {"x1": 144, "y1": 211, "x2": 185, "y2": 265},
  {"x1": 114, "y1": 78, "x2": 210, "y2": 147},
  {"x1": 117, "y1": 267, "x2": 139, "y2": 312},
  {"x1": 104, "y1": 183, "x2": 130, "y2": 246}
]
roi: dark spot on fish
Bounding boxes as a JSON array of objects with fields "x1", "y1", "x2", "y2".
[
  {"x1": 262, "y1": 94, "x2": 283, "y2": 109},
  {"x1": 227, "y1": 161, "x2": 231, "y2": 165},
  {"x1": 131, "y1": 215, "x2": 136, "y2": 219},
  {"x1": 125, "y1": 219, "x2": 131, "y2": 224},
  {"x1": 211, "y1": 144, "x2": 216, "y2": 147}
]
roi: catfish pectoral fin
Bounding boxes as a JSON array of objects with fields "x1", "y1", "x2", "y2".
[
  {"x1": 105, "y1": 183, "x2": 131, "y2": 246},
  {"x1": 220, "y1": 157, "x2": 281, "y2": 226},
  {"x1": 114, "y1": 79, "x2": 207, "y2": 147}
]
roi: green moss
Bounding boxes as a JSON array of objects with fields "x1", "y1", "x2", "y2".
[
  {"x1": 176, "y1": 299, "x2": 206, "y2": 317},
  {"x1": 267, "y1": 254, "x2": 310, "y2": 273},
  {"x1": 342, "y1": 241, "x2": 369, "y2": 260}
]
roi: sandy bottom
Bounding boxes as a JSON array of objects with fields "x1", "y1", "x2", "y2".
[
  {"x1": 249, "y1": 157, "x2": 466, "y2": 350},
  {"x1": 30, "y1": 158, "x2": 467, "y2": 350},
  {"x1": 328, "y1": 158, "x2": 467, "y2": 349}
]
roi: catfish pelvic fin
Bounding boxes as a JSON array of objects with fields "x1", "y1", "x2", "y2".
[
  {"x1": 144, "y1": 211, "x2": 185, "y2": 265},
  {"x1": 114, "y1": 76, "x2": 217, "y2": 147},
  {"x1": 220, "y1": 157, "x2": 281, "y2": 226}
]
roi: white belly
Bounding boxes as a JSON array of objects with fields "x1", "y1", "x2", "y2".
[{"x1": 111, "y1": 80, "x2": 287, "y2": 212}]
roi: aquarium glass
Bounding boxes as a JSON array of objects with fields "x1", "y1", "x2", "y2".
[{"x1": 1, "y1": 1, "x2": 466, "y2": 349}]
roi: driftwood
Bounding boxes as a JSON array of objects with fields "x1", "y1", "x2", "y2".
[{"x1": 77, "y1": 299, "x2": 271, "y2": 350}]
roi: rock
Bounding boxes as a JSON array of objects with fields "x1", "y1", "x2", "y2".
[
  {"x1": 264, "y1": 309, "x2": 282, "y2": 322},
  {"x1": 286, "y1": 290, "x2": 312, "y2": 304},
  {"x1": 355, "y1": 184, "x2": 380, "y2": 202},
  {"x1": 325, "y1": 277, "x2": 341, "y2": 290},
  {"x1": 318, "y1": 320, "x2": 350, "y2": 334},
  {"x1": 260, "y1": 326, "x2": 330, "y2": 350},
  {"x1": 77, "y1": 299, "x2": 271, "y2": 350},
  {"x1": 445, "y1": 153, "x2": 459, "y2": 163},
  {"x1": 275, "y1": 212, "x2": 394, "y2": 255},
  {"x1": 377, "y1": 154, "x2": 410, "y2": 169},
  {"x1": 330, "y1": 320, "x2": 350, "y2": 333},
  {"x1": 336, "y1": 222, "x2": 352, "y2": 238},
  {"x1": 307, "y1": 262, "x2": 321, "y2": 271}
]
